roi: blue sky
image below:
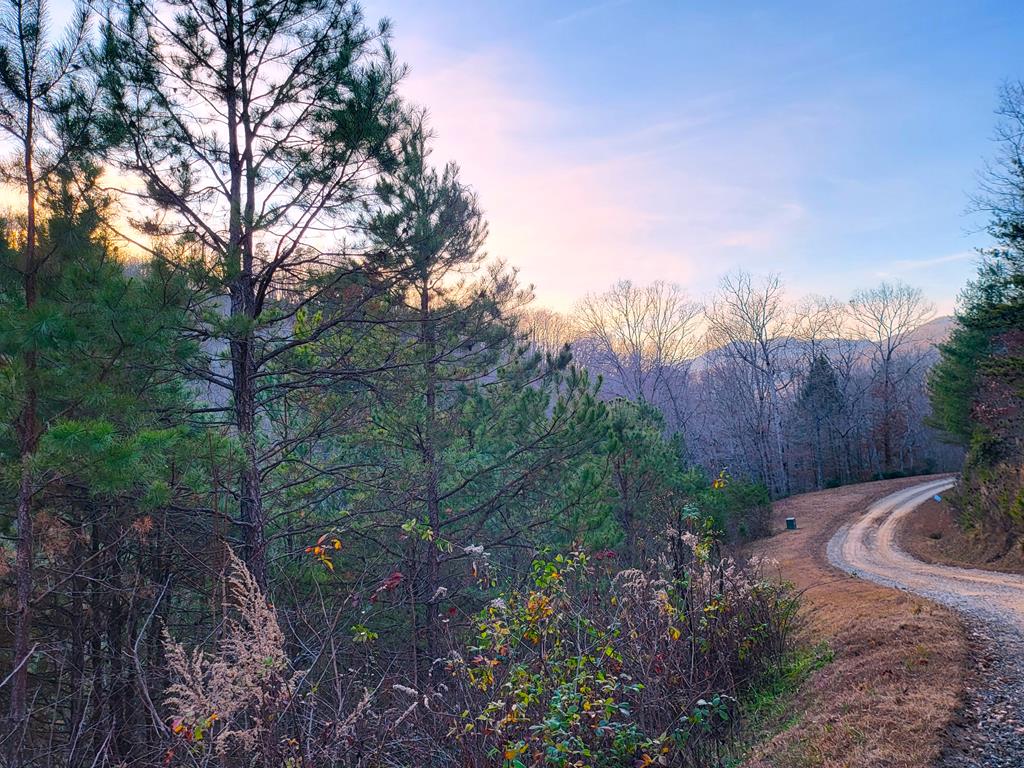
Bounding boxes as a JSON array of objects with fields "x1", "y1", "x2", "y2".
[
  {"x1": 366, "y1": 0, "x2": 1024, "y2": 312},
  {"x1": 46, "y1": 1, "x2": 1022, "y2": 313}
]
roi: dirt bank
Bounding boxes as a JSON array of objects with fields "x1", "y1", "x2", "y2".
[
  {"x1": 745, "y1": 478, "x2": 969, "y2": 768},
  {"x1": 898, "y1": 496, "x2": 1024, "y2": 575}
]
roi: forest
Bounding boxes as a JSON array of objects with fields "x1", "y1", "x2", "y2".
[{"x1": 0, "y1": 1, "x2": 973, "y2": 767}]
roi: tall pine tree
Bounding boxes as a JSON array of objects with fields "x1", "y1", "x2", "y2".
[
  {"x1": 930, "y1": 81, "x2": 1024, "y2": 540},
  {"x1": 97, "y1": 0, "x2": 404, "y2": 587},
  {"x1": 0, "y1": 0, "x2": 92, "y2": 746}
]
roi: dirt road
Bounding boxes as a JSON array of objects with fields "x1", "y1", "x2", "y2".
[{"x1": 828, "y1": 478, "x2": 1024, "y2": 767}]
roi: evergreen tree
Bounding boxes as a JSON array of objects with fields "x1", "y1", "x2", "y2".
[
  {"x1": 569, "y1": 398, "x2": 769, "y2": 566},
  {"x1": 930, "y1": 81, "x2": 1024, "y2": 538},
  {"x1": 328, "y1": 121, "x2": 605, "y2": 677},
  {"x1": 0, "y1": 0, "x2": 93, "y2": 746},
  {"x1": 97, "y1": 0, "x2": 404, "y2": 587},
  {"x1": 798, "y1": 353, "x2": 842, "y2": 488},
  {"x1": 602, "y1": 399, "x2": 686, "y2": 564},
  {"x1": 0, "y1": 184, "x2": 205, "y2": 764}
]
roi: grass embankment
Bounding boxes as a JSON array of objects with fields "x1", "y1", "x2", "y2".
[
  {"x1": 898, "y1": 496, "x2": 1024, "y2": 574},
  {"x1": 743, "y1": 478, "x2": 969, "y2": 768}
]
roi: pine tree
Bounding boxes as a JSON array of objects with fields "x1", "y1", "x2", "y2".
[
  {"x1": 0, "y1": 181, "x2": 205, "y2": 763},
  {"x1": 602, "y1": 399, "x2": 687, "y2": 564},
  {"x1": 97, "y1": 0, "x2": 404, "y2": 587},
  {"x1": 334, "y1": 120, "x2": 605, "y2": 678},
  {"x1": 930, "y1": 81, "x2": 1024, "y2": 540},
  {"x1": 0, "y1": 0, "x2": 92, "y2": 746},
  {"x1": 798, "y1": 353, "x2": 842, "y2": 488}
]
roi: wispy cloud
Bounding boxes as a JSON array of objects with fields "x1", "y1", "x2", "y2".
[
  {"x1": 883, "y1": 250, "x2": 976, "y2": 274},
  {"x1": 549, "y1": 0, "x2": 633, "y2": 28},
  {"x1": 395, "y1": 34, "x2": 814, "y2": 308},
  {"x1": 372, "y1": 0, "x2": 1001, "y2": 313}
]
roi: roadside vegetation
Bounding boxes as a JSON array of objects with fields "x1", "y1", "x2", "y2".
[
  {"x1": 899, "y1": 496, "x2": 1024, "y2": 573},
  {"x1": 159, "y1": 544, "x2": 795, "y2": 767}
]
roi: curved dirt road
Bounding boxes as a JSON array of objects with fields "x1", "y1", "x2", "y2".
[
  {"x1": 828, "y1": 478, "x2": 1024, "y2": 767},
  {"x1": 828, "y1": 478, "x2": 1024, "y2": 628}
]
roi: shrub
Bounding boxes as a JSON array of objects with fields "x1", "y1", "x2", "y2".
[
  {"x1": 700, "y1": 477, "x2": 772, "y2": 542},
  {"x1": 162, "y1": 552, "x2": 416, "y2": 767},
  {"x1": 163, "y1": 551, "x2": 302, "y2": 762},
  {"x1": 437, "y1": 539, "x2": 795, "y2": 767},
  {"x1": 161, "y1": 540, "x2": 796, "y2": 768}
]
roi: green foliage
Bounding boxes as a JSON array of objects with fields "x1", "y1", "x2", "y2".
[
  {"x1": 739, "y1": 642, "x2": 833, "y2": 734},
  {"x1": 441, "y1": 548, "x2": 796, "y2": 768},
  {"x1": 564, "y1": 400, "x2": 692, "y2": 557},
  {"x1": 0, "y1": 192, "x2": 201, "y2": 496},
  {"x1": 798, "y1": 354, "x2": 842, "y2": 420},
  {"x1": 929, "y1": 323, "x2": 990, "y2": 445},
  {"x1": 0, "y1": 6, "x2": 789, "y2": 766},
  {"x1": 562, "y1": 398, "x2": 770, "y2": 560},
  {"x1": 700, "y1": 475, "x2": 771, "y2": 541}
]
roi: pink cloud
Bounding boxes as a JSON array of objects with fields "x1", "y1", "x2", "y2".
[{"x1": 393, "y1": 34, "x2": 811, "y2": 309}]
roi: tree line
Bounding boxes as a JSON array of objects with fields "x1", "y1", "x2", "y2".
[{"x1": 527, "y1": 275, "x2": 958, "y2": 500}]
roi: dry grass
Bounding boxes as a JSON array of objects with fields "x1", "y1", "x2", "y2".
[
  {"x1": 898, "y1": 497, "x2": 1024, "y2": 575},
  {"x1": 744, "y1": 478, "x2": 968, "y2": 768}
]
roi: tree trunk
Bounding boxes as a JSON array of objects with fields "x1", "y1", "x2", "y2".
[
  {"x1": 419, "y1": 274, "x2": 442, "y2": 671},
  {"x1": 231, "y1": 302, "x2": 267, "y2": 589},
  {"x1": 880, "y1": 361, "x2": 894, "y2": 473},
  {"x1": 9, "y1": 96, "x2": 38, "y2": 758},
  {"x1": 614, "y1": 464, "x2": 637, "y2": 565},
  {"x1": 813, "y1": 419, "x2": 824, "y2": 490},
  {"x1": 224, "y1": 0, "x2": 267, "y2": 588}
]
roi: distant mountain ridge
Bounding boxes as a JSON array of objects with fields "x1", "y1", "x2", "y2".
[{"x1": 906, "y1": 315, "x2": 955, "y2": 347}]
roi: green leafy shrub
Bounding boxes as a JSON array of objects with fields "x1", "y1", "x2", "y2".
[{"x1": 438, "y1": 541, "x2": 796, "y2": 767}]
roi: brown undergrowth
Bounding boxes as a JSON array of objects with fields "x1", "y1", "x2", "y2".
[
  {"x1": 898, "y1": 497, "x2": 1024, "y2": 575},
  {"x1": 744, "y1": 478, "x2": 969, "y2": 768}
]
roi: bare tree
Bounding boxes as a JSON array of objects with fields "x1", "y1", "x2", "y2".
[
  {"x1": 521, "y1": 307, "x2": 577, "y2": 357},
  {"x1": 704, "y1": 271, "x2": 794, "y2": 496},
  {"x1": 849, "y1": 282, "x2": 934, "y2": 473},
  {"x1": 575, "y1": 280, "x2": 702, "y2": 433},
  {"x1": 974, "y1": 80, "x2": 1024, "y2": 260}
]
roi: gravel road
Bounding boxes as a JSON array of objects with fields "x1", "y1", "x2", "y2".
[{"x1": 827, "y1": 478, "x2": 1024, "y2": 767}]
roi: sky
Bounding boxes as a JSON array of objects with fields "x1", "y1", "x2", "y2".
[
  {"x1": 360, "y1": 0, "x2": 1024, "y2": 314},
  {"x1": 37, "y1": 1, "x2": 1024, "y2": 314}
]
